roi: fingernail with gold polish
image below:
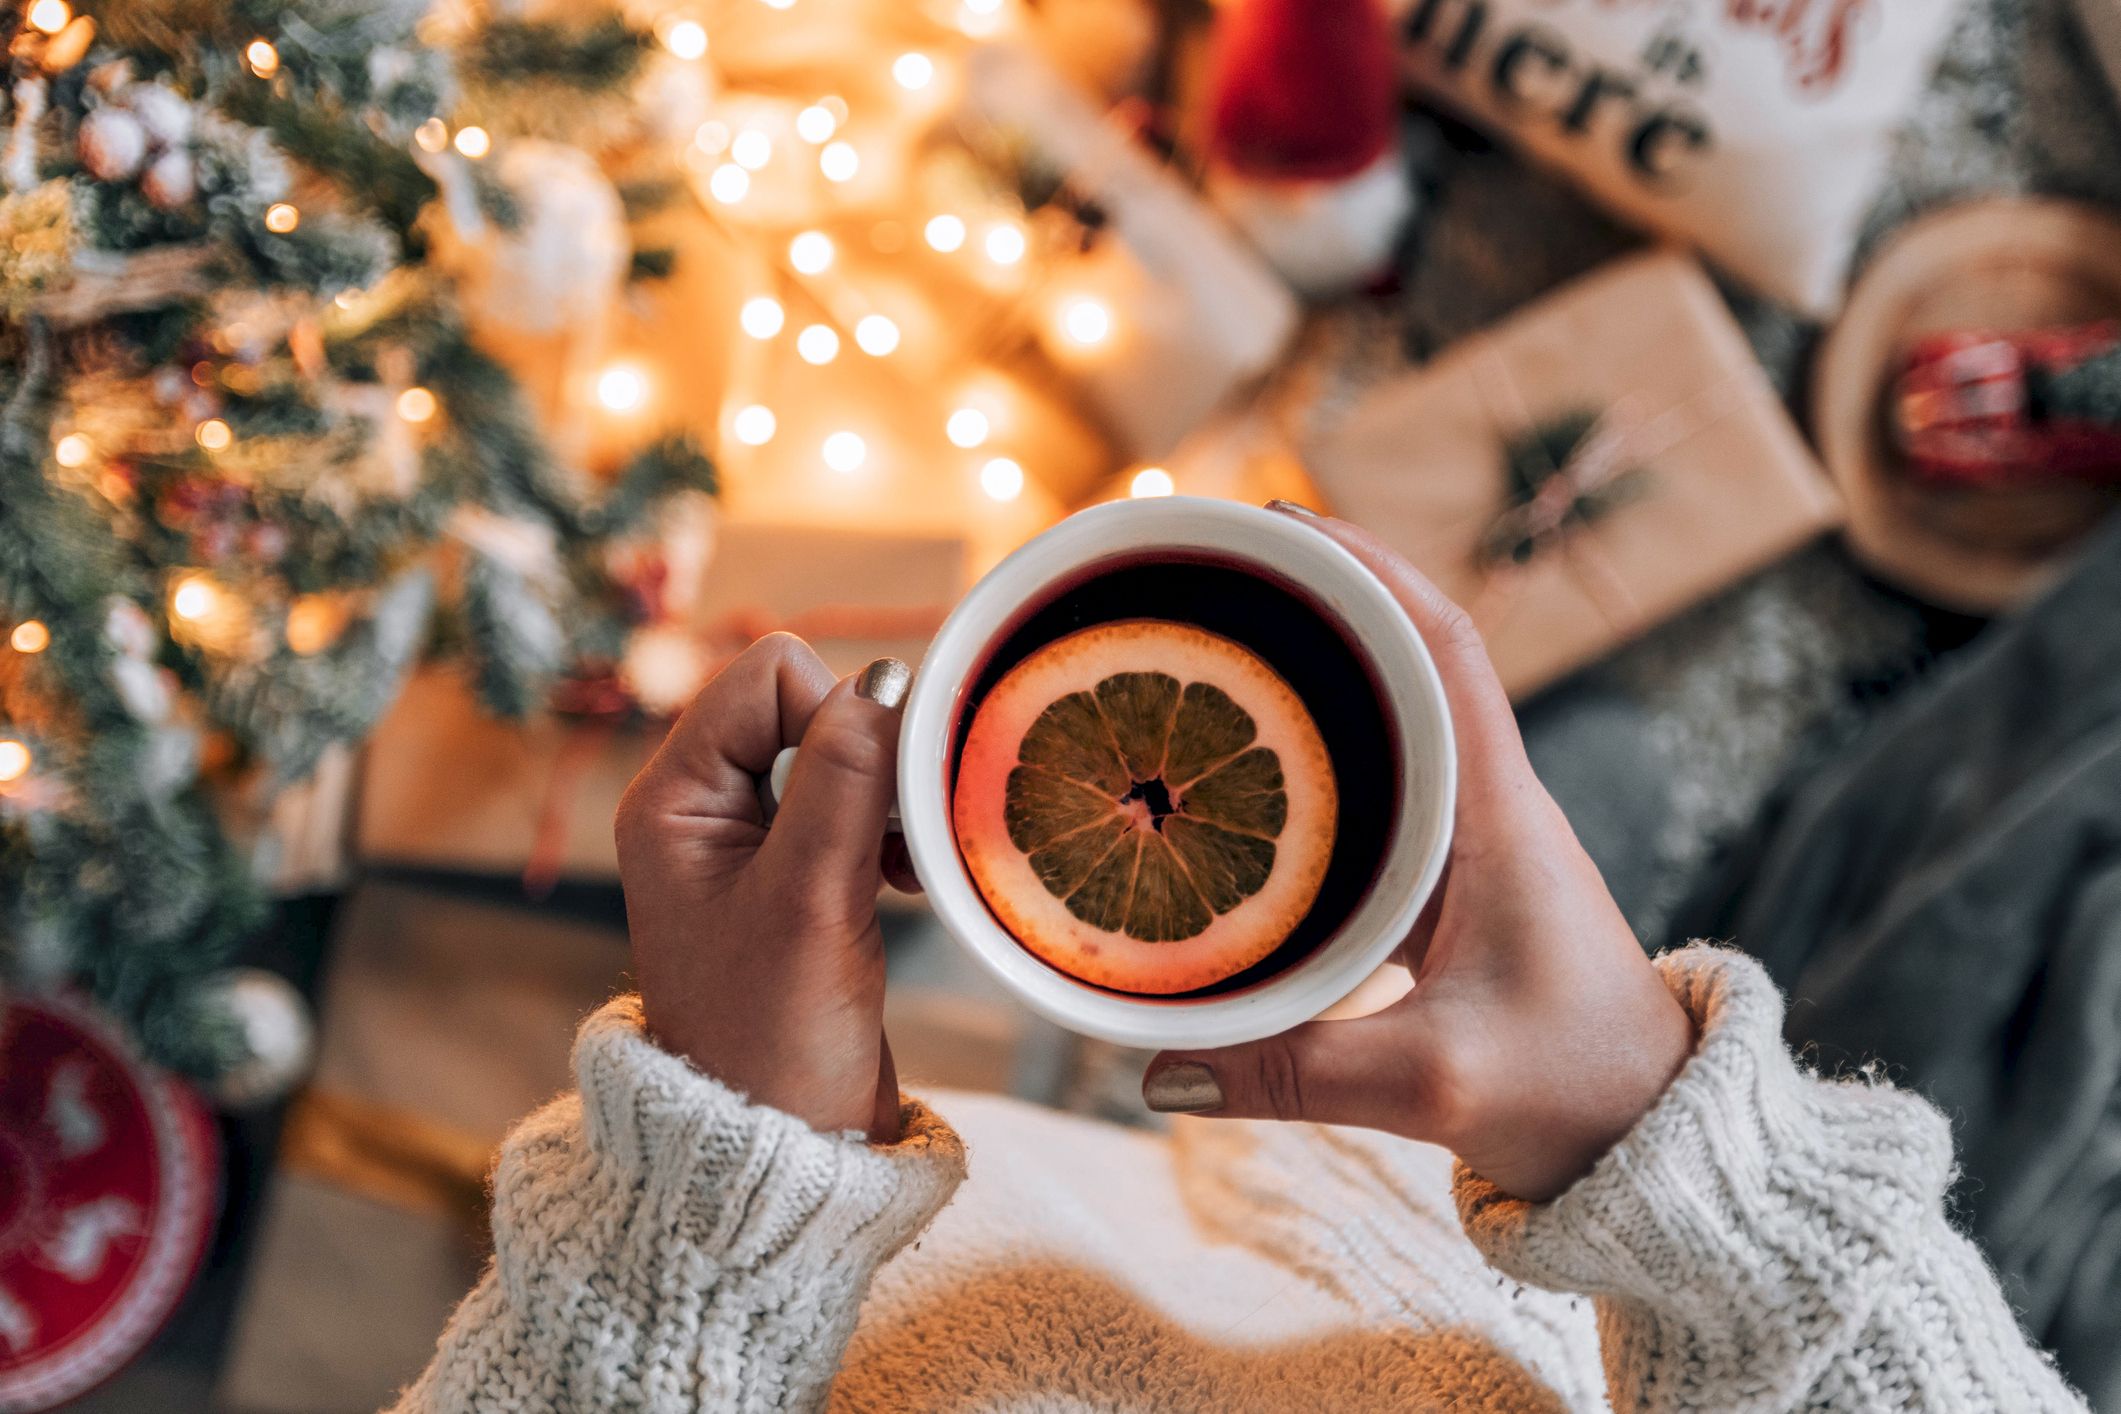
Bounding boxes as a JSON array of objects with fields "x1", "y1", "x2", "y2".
[
  {"x1": 854, "y1": 656, "x2": 911, "y2": 711},
  {"x1": 1264, "y1": 498, "x2": 1322, "y2": 519},
  {"x1": 1143, "y1": 1060, "x2": 1224, "y2": 1114}
]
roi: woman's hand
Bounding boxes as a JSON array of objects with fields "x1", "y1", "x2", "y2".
[
  {"x1": 1143, "y1": 506, "x2": 1695, "y2": 1201},
  {"x1": 615, "y1": 635, "x2": 915, "y2": 1142}
]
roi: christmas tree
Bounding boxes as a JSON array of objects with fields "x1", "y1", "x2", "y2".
[{"x1": 0, "y1": 0, "x2": 714, "y2": 1081}]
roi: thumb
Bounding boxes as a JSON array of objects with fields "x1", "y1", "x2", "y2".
[
  {"x1": 760, "y1": 657, "x2": 909, "y2": 912},
  {"x1": 1143, "y1": 1012, "x2": 1418, "y2": 1129}
]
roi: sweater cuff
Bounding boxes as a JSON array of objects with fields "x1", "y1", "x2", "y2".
[
  {"x1": 568, "y1": 996, "x2": 965, "y2": 1274},
  {"x1": 1456, "y1": 946, "x2": 1955, "y2": 1337}
]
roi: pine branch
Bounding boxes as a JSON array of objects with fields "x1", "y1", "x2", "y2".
[
  {"x1": 218, "y1": 84, "x2": 437, "y2": 236},
  {"x1": 464, "y1": 17, "x2": 646, "y2": 90},
  {"x1": 199, "y1": 567, "x2": 435, "y2": 780},
  {"x1": 580, "y1": 436, "x2": 718, "y2": 538},
  {"x1": 460, "y1": 551, "x2": 563, "y2": 717}
]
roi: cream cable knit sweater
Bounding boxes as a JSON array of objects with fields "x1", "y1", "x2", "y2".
[{"x1": 391, "y1": 947, "x2": 2084, "y2": 1412}]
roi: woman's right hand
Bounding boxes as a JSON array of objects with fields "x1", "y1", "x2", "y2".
[
  {"x1": 615, "y1": 635, "x2": 913, "y2": 1143},
  {"x1": 1143, "y1": 504, "x2": 1696, "y2": 1203}
]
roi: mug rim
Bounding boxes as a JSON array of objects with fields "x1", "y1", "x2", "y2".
[{"x1": 899, "y1": 497, "x2": 1457, "y2": 1049}]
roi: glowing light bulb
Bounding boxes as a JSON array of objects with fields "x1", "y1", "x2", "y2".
[
  {"x1": 821, "y1": 431, "x2": 866, "y2": 473},
  {"x1": 693, "y1": 120, "x2": 730, "y2": 154},
  {"x1": 663, "y1": 18, "x2": 708, "y2": 59},
  {"x1": 739, "y1": 296, "x2": 785, "y2": 338},
  {"x1": 708, "y1": 163, "x2": 750, "y2": 204},
  {"x1": 796, "y1": 324, "x2": 840, "y2": 365},
  {"x1": 195, "y1": 418, "x2": 232, "y2": 451},
  {"x1": 244, "y1": 38, "x2": 280, "y2": 77},
  {"x1": 25, "y1": 0, "x2": 69, "y2": 35},
  {"x1": 284, "y1": 596, "x2": 340, "y2": 655},
  {"x1": 956, "y1": 0, "x2": 1003, "y2": 35},
  {"x1": 1059, "y1": 296, "x2": 1112, "y2": 347},
  {"x1": 759, "y1": 0, "x2": 794, "y2": 9},
  {"x1": 854, "y1": 315, "x2": 899, "y2": 356},
  {"x1": 171, "y1": 575, "x2": 218, "y2": 621},
  {"x1": 1130, "y1": 466, "x2": 1174, "y2": 498},
  {"x1": 796, "y1": 104, "x2": 837, "y2": 143},
  {"x1": 945, "y1": 407, "x2": 989, "y2": 448},
  {"x1": 453, "y1": 125, "x2": 491, "y2": 158},
  {"x1": 264, "y1": 202, "x2": 300, "y2": 233},
  {"x1": 53, "y1": 433, "x2": 91, "y2": 468},
  {"x1": 819, "y1": 141, "x2": 859, "y2": 183},
  {"x1": 788, "y1": 230, "x2": 834, "y2": 274},
  {"x1": 892, "y1": 51, "x2": 935, "y2": 90},
  {"x1": 414, "y1": 117, "x2": 448, "y2": 153},
  {"x1": 731, "y1": 129, "x2": 772, "y2": 171},
  {"x1": 10, "y1": 620, "x2": 50, "y2": 654},
  {"x1": 983, "y1": 221, "x2": 1026, "y2": 265},
  {"x1": 596, "y1": 364, "x2": 648, "y2": 413},
  {"x1": 396, "y1": 386, "x2": 438, "y2": 423},
  {"x1": 979, "y1": 456, "x2": 1024, "y2": 502},
  {"x1": 965, "y1": 0, "x2": 1002, "y2": 13},
  {"x1": 0, "y1": 740, "x2": 29, "y2": 784},
  {"x1": 924, "y1": 214, "x2": 966, "y2": 252},
  {"x1": 731, "y1": 405, "x2": 777, "y2": 446}
]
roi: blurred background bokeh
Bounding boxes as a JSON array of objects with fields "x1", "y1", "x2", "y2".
[{"x1": 3, "y1": 0, "x2": 2120, "y2": 1405}]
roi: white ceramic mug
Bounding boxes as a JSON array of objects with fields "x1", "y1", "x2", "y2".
[
  {"x1": 771, "y1": 497, "x2": 1456, "y2": 1047},
  {"x1": 900, "y1": 497, "x2": 1458, "y2": 1049}
]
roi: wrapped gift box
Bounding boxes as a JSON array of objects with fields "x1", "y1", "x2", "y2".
[
  {"x1": 962, "y1": 44, "x2": 1301, "y2": 462},
  {"x1": 1302, "y1": 251, "x2": 1840, "y2": 698},
  {"x1": 357, "y1": 519, "x2": 967, "y2": 881}
]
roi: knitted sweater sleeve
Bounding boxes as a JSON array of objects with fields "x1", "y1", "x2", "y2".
[
  {"x1": 387, "y1": 995, "x2": 965, "y2": 1413},
  {"x1": 1457, "y1": 945, "x2": 2084, "y2": 1413}
]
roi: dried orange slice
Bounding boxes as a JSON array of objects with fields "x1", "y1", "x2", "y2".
[{"x1": 952, "y1": 619, "x2": 1337, "y2": 994}]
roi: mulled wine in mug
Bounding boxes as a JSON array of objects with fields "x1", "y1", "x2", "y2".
[{"x1": 774, "y1": 497, "x2": 1455, "y2": 1049}]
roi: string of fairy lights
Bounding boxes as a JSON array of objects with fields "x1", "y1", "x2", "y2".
[{"x1": 631, "y1": 0, "x2": 1180, "y2": 524}]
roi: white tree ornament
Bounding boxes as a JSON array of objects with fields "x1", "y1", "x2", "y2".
[{"x1": 436, "y1": 140, "x2": 629, "y2": 336}]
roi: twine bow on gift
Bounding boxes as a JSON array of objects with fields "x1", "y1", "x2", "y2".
[
  {"x1": 1477, "y1": 408, "x2": 1648, "y2": 566},
  {"x1": 1459, "y1": 345, "x2": 1773, "y2": 649}
]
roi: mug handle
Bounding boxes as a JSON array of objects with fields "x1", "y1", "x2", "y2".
[{"x1": 762, "y1": 745, "x2": 904, "y2": 829}]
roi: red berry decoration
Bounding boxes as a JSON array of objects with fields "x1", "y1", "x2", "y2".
[
  {"x1": 1891, "y1": 320, "x2": 2121, "y2": 486},
  {"x1": 0, "y1": 994, "x2": 220, "y2": 1411}
]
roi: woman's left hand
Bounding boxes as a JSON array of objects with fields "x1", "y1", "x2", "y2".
[
  {"x1": 1142, "y1": 510, "x2": 1693, "y2": 1201},
  {"x1": 615, "y1": 634, "x2": 915, "y2": 1142}
]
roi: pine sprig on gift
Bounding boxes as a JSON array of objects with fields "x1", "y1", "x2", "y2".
[{"x1": 1482, "y1": 410, "x2": 1649, "y2": 565}]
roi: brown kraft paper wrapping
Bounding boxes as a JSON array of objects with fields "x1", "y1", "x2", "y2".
[{"x1": 1302, "y1": 251, "x2": 1841, "y2": 699}]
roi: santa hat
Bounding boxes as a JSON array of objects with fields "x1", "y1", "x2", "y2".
[{"x1": 1207, "y1": 0, "x2": 1400, "y2": 183}]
